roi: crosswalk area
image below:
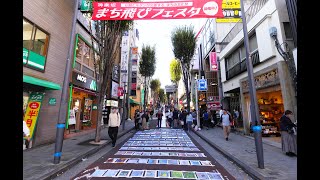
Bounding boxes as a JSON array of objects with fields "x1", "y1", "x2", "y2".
[{"x1": 72, "y1": 129, "x2": 235, "y2": 180}]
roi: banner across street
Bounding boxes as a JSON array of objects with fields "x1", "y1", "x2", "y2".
[{"x1": 92, "y1": 0, "x2": 224, "y2": 20}]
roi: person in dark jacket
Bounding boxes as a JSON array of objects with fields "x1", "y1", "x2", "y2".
[
  {"x1": 280, "y1": 110, "x2": 297, "y2": 156},
  {"x1": 172, "y1": 108, "x2": 179, "y2": 128}
]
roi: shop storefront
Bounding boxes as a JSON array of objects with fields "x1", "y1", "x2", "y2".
[
  {"x1": 23, "y1": 74, "x2": 61, "y2": 149},
  {"x1": 240, "y1": 63, "x2": 296, "y2": 141},
  {"x1": 66, "y1": 71, "x2": 98, "y2": 134}
]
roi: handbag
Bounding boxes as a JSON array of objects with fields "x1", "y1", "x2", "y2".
[{"x1": 287, "y1": 126, "x2": 294, "y2": 134}]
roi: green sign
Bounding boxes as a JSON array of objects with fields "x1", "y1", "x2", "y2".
[
  {"x1": 23, "y1": 48, "x2": 46, "y2": 71},
  {"x1": 48, "y1": 98, "x2": 56, "y2": 106},
  {"x1": 80, "y1": 0, "x2": 92, "y2": 12},
  {"x1": 92, "y1": 105, "x2": 97, "y2": 110}
]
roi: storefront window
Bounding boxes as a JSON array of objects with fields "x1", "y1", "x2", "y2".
[
  {"x1": 23, "y1": 17, "x2": 50, "y2": 71},
  {"x1": 76, "y1": 38, "x2": 84, "y2": 61},
  {"x1": 23, "y1": 19, "x2": 33, "y2": 50},
  {"x1": 83, "y1": 98, "x2": 92, "y2": 122},
  {"x1": 23, "y1": 93, "x2": 29, "y2": 115},
  {"x1": 33, "y1": 28, "x2": 49, "y2": 56},
  {"x1": 83, "y1": 44, "x2": 90, "y2": 66}
]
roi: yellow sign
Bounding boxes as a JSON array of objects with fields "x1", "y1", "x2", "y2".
[
  {"x1": 218, "y1": 0, "x2": 241, "y2": 23},
  {"x1": 23, "y1": 93, "x2": 44, "y2": 140},
  {"x1": 222, "y1": 0, "x2": 240, "y2": 9},
  {"x1": 216, "y1": 18, "x2": 242, "y2": 23}
]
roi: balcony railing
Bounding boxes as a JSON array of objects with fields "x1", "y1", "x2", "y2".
[
  {"x1": 226, "y1": 50, "x2": 260, "y2": 80},
  {"x1": 220, "y1": 0, "x2": 269, "y2": 51}
]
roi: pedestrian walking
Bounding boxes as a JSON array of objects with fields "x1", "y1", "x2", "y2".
[
  {"x1": 172, "y1": 108, "x2": 179, "y2": 128},
  {"x1": 23, "y1": 119, "x2": 30, "y2": 149},
  {"x1": 186, "y1": 111, "x2": 193, "y2": 132},
  {"x1": 156, "y1": 110, "x2": 163, "y2": 128},
  {"x1": 168, "y1": 109, "x2": 173, "y2": 128},
  {"x1": 141, "y1": 111, "x2": 150, "y2": 130},
  {"x1": 233, "y1": 109, "x2": 239, "y2": 128},
  {"x1": 211, "y1": 110, "x2": 217, "y2": 127},
  {"x1": 134, "y1": 109, "x2": 140, "y2": 130},
  {"x1": 108, "y1": 107, "x2": 121, "y2": 147},
  {"x1": 221, "y1": 109, "x2": 232, "y2": 141},
  {"x1": 203, "y1": 110, "x2": 209, "y2": 130},
  {"x1": 102, "y1": 106, "x2": 108, "y2": 126},
  {"x1": 280, "y1": 110, "x2": 297, "y2": 156}
]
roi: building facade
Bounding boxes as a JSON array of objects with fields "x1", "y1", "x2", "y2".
[
  {"x1": 218, "y1": 0, "x2": 297, "y2": 135},
  {"x1": 23, "y1": 0, "x2": 74, "y2": 147}
]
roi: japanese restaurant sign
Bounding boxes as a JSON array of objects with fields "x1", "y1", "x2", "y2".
[
  {"x1": 23, "y1": 92, "x2": 45, "y2": 140},
  {"x1": 92, "y1": 0, "x2": 223, "y2": 20}
]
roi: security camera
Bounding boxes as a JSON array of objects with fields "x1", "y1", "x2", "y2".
[{"x1": 269, "y1": 27, "x2": 277, "y2": 38}]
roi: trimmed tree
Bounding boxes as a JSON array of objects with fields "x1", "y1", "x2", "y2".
[
  {"x1": 85, "y1": 0, "x2": 139, "y2": 142},
  {"x1": 139, "y1": 44, "x2": 156, "y2": 110},
  {"x1": 150, "y1": 79, "x2": 161, "y2": 107},
  {"x1": 171, "y1": 25, "x2": 196, "y2": 113}
]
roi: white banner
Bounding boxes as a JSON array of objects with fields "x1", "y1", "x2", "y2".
[{"x1": 111, "y1": 81, "x2": 119, "y2": 98}]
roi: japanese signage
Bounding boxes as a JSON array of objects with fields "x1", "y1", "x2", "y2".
[
  {"x1": 216, "y1": 0, "x2": 242, "y2": 23},
  {"x1": 131, "y1": 47, "x2": 138, "y2": 96},
  {"x1": 68, "y1": 109, "x2": 76, "y2": 125},
  {"x1": 72, "y1": 71, "x2": 97, "y2": 91},
  {"x1": 241, "y1": 69, "x2": 279, "y2": 93},
  {"x1": 197, "y1": 79, "x2": 208, "y2": 91},
  {"x1": 111, "y1": 81, "x2": 119, "y2": 98},
  {"x1": 92, "y1": 0, "x2": 223, "y2": 21},
  {"x1": 48, "y1": 98, "x2": 56, "y2": 106},
  {"x1": 112, "y1": 65, "x2": 120, "y2": 82},
  {"x1": 209, "y1": 52, "x2": 218, "y2": 71},
  {"x1": 106, "y1": 100, "x2": 119, "y2": 107},
  {"x1": 23, "y1": 92, "x2": 45, "y2": 139},
  {"x1": 80, "y1": 0, "x2": 93, "y2": 12},
  {"x1": 118, "y1": 87, "x2": 124, "y2": 97}
]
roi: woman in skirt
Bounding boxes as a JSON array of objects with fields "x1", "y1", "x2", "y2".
[{"x1": 280, "y1": 110, "x2": 297, "y2": 157}]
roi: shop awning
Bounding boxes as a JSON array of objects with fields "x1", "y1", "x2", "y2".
[
  {"x1": 23, "y1": 75, "x2": 61, "y2": 90},
  {"x1": 130, "y1": 98, "x2": 140, "y2": 105}
]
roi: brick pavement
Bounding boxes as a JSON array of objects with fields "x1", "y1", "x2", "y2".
[
  {"x1": 193, "y1": 127, "x2": 297, "y2": 180},
  {"x1": 23, "y1": 120, "x2": 135, "y2": 180}
]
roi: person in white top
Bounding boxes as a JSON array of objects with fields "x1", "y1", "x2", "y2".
[
  {"x1": 108, "y1": 107, "x2": 121, "y2": 147},
  {"x1": 221, "y1": 109, "x2": 232, "y2": 141},
  {"x1": 23, "y1": 121, "x2": 30, "y2": 139}
]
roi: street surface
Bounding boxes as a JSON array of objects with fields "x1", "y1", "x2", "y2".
[{"x1": 69, "y1": 125, "x2": 240, "y2": 180}]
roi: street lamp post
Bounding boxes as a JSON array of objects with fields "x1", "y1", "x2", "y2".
[
  {"x1": 195, "y1": 75, "x2": 200, "y2": 128},
  {"x1": 122, "y1": 83, "x2": 127, "y2": 130},
  {"x1": 53, "y1": 0, "x2": 79, "y2": 164},
  {"x1": 240, "y1": 0, "x2": 264, "y2": 168}
]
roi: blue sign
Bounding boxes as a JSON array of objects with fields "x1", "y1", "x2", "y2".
[
  {"x1": 197, "y1": 79, "x2": 207, "y2": 91},
  {"x1": 252, "y1": 125, "x2": 262, "y2": 132}
]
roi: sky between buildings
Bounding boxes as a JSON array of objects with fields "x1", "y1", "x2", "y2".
[{"x1": 135, "y1": 0, "x2": 207, "y2": 89}]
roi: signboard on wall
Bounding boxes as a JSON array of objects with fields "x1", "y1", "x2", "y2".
[
  {"x1": 72, "y1": 71, "x2": 97, "y2": 91},
  {"x1": 209, "y1": 52, "x2": 218, "y2": 71},
  {"x1": 216, "y1": 0, "x2": 242, "y2": 23},
  {"x1": 68, "y1": 109, "x2": 76, "y2": 125},
  {"x1": 112, "y1": 65, "x2": 120, "y2": 82},
  {"x1": 23, "y1": 92, "x2": 45, "y2": 139},
  {"x1": 111, "y1": 81, "x2": 119, "y2": 98}
]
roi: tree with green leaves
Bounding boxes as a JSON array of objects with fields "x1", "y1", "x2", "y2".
[
  {"x1": 159, "y1": 88, "x2": 165, "y2": 104},
  {"x1": 150, "y1": 79, "x2": 161, "y2": 107},
  {"x1": 171, "y1": 25, "x2": 196, "y2": 112},
  {"x1": 169, "y1": 58, "x2": 182, "y2": 83},
  {"x1": 139, "y1": 44, "x2": 156, "y2": 110},
  {"x1": 84, "y1": 0, "x2": 140, "y2": 142}
]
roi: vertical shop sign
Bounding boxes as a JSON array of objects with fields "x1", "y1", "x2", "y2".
[
  {"x1": 209, "y1": 52, "x2": 218, "y2": 71},
  {"x1": 23, "y1": 92, "x2": 45, "y2": 139}
]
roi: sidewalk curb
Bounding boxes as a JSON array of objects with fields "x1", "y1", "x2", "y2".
[
  {"x1": 40, "y1": 126, "x2": 135, "y2": 180},
  {"x1": 192, "y1": 130, "x2": 265, "y2": 180}
]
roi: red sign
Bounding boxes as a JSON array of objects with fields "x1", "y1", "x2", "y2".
[
  {"x1": 92, "y1": 0, "x2": 223, "y2": 20},
  {"x1": 117, "y1": 87, "x2": 124, "y2": 96},
  {"x1": 207, "y1": 101, "x2": 220, "y2": 109},
  {"x1": 209, "y1": 52, "x2": 218, "y2": 71},
  {"x1": 131, "y1": 83, "x2": 137, "y2": 90},
  {"x1": 29, "y1": 102, "x2": 40, "y2": 109}
]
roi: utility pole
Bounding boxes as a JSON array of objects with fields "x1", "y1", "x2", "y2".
[
  {"x1": 195, "y1": 75, "x2": 200, "y2": 128},
  {"x1": 240, "y1": 0, "x2": 264, "y2": 169},
  {"x1": 54, "y1": 0, "x2": 79, "y2": 164}
]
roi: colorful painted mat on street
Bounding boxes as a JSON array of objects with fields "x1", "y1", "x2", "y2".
[{"x1": 72, "y1": 129, "x2": 235, "y2": 180}]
